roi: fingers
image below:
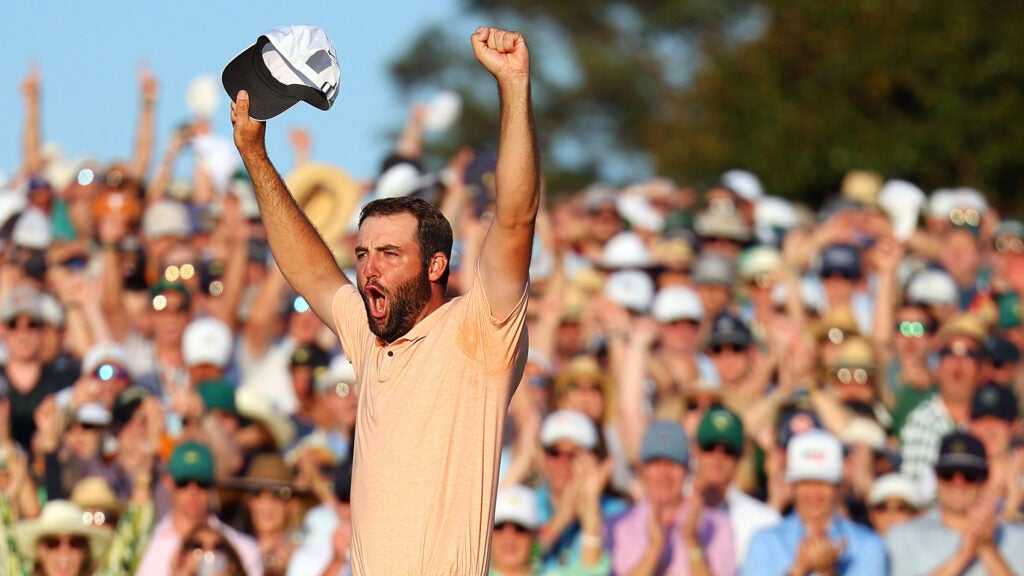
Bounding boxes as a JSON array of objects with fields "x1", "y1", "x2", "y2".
[{"x1": 472, "y1": 27, "x2": 524, "y2": 54}]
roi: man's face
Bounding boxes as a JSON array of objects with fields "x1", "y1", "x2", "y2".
[
  {"x1": 658, "y1": 319, "x2": 701, "y2": 353},
  {"x1": 935, "y1": 336, "x2": 982, "y2": 400},
  {"x1": 3, "y1": 314, "x2": 43, "y2": 362},
  {"x1": 936, "y1": 468, "x2": 985, "y2": 515},
  {"x1": 542, "y1": 440, "x2": 585, "y2": 492},
  {"x1": 491, "y1": 522, "x2": 534, "y2": 571},
  {"x1": 793, "y1": 480, "x2": 838, "y2": 525},
  {"x1": 695, "y1": 443, "x2": 739, "y2": 490},
  {"x1": 171, "y1": 478, "x2": 211, "y2": 522},
  {"x1": 356, "y1": 214, "x2": 433, "y2": 343},
  {"x1": 640, "y1": 459, "x2": 686, "y2": 507},
  {"x1": 893, "y1": 308, "x2": 933, "y2": 362},
  {"x1": 708, "y1": 343, "x2": 750, "y2": 385}
]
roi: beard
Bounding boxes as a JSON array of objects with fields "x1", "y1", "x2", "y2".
[{"x1": 360, "y1": 264, "x2": 433, "y2": 343}]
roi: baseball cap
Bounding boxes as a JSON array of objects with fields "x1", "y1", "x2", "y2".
[
  {"x1": 692, "y1": 253, "x2": 735, "y2": 286},
  {"x1": 168, "y1": 441, "x2": 215, "y2": 485},
  {"x1": 819, "y1": 244, "x2": 862, "y2": 279},
  {"x1": 223, "y1": 25, "x2": 341, "y2": 121},
  {"x1": 868, "y1": 473, "x2": 920, "y2": 509},
  {"x1": 651, "y1": 286, "x2": 703, "y2": 323},
  {"x1": 493, "y1": 484, "x2": 539, "y2": 530},
  {"x1": 935, "y1": 431, "x2": 987, "y2": 477},
  {"x1": 971, "y1": 383, "x2": 1018, "y2": 422},
  {"x1": 936, "y1": 313, "x2": 987, "y2": 344},
  {"x1": 984, "y1": 335, "x2": 1020, "y2": 366},
  {"x1": 720, "y1": 169, "x2": 764, "y2": 201},
  {"x1": 905, "y1": 268, "x2": 957, "y2": 307},
  {"x1": 603, "y1": 269, "x2": 654, "y2": 313},
  {"x1": 696, "y1": 406, "x2": 744, "y2": 454},
  {"x1": 110, "y1": 385, "x2": 151, "y2": 432},
  {"x1": 785, "y1": 429, "x2": 843, "y2": 484},
  {"x1": 708, "y1": 312, "x2": 753, "y2": 349},
  {"x1": 600, "y1": 232, "x2": 654, "y2": 269},
  {"x1": 290, "y1": 343, "x2": 331, "y2": 371},
  {"x1": 694, "y1": 211, "x2": 752, "y2": 242},
  {"x1": 197, "y1": 379, "x2": 238, "y2": 414},
  {"x1": 315, "y1": 355, "x2": 357, "y2": 396},
  {"x1": 996, "y1": 292, "x2": 1022, "y2": 329},
  {"x1": 149, "y1": 279, "x2": 192, "y2": 311},
  {"x1": 182, "y1": 317, "x2": 234, "y2": 369},
  {"x1": 75, "y1": 403, "x2": 112, "y2": 427},
  {"x1": 141, "y1": 200, "x2": 190, "y2": 240},
  {"x1": 540, "y1": 410, "x2": 598, "y2": 451},
  {"x1": 737, "y1": 245, "x2": 781, "y2": 282},
  {"x1": 0, "y1": 286, "x2": 43, "y2": 323},
  {"x1": 640, "y1": 420, "x2": 690, "y2": 466}
]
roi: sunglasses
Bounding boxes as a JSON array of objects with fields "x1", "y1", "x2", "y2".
[
  {"x1": 698, "y1": 442, "x2": 742, "y2": 458},
  {"x1": 938, "y1": 346, "x2": 983, "y2": 360},
  {"x1": 936, "y1": 468, "x2": 987, "y2": 483},
  {"x1": 182, "y1": 538, "x2": 231, "y2": 553},
  {"x1": 994, "y1": 236, "x2": 1024, "y2": 255},
  {"x1": 543, "y1": 447, "x2": 580, "y2": 460},
  {"x1": 249, "y1": 486, "x2": 294, "y2": 500},
  {"x1": 665, "y1": 319, "x2": 700, "y2": 328},
  {"x1": 94, "y1": 363, "x2": 130, "y2": 382},
  {"x1": 709, "y1": 344, "x2": 748, "y2": 355},
  {"x1": 5, "y1": 318, "x2": 42, "y2": 330},
  {"x1": 494, "y1": 522, "x2": 532, "y2": 534},
  {"x1": 82, "y1": 510, "x2": 118, "y2": 527},
  {"x1": 686, "y1": 399, "x2": 722, "y2": 412},
  {"x1": 822, "y1": 270, "x2": 860, "y2": 281},
  {"x1": 174, "y1": 479, "x2": 213, "y2": 490},
  {"x1": 829, "y1": 367, "x2": 871, "y2": 385},
  {"x1": 871, "y1": 502, "x2": 915, "y2": 514},
  {"x1": 40, "y1": 535, "x2": 88, "y2": 550},
  {"x1": 896, "y1": 321, "x2": 931, "y2": 338}
]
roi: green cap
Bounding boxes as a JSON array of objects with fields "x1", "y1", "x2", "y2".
[
  {"x1": 168, "y1": 441, "x2": 214, "y2": 485},
  {"x1": 696, "y1": 406, "x2": 745, "y2": 453},
  {"x1": 197, "y1": 379, "x2": 237, "y2": 414},
  {"x1": 148, "y1": 279, "x2": 191, "y2": 310},
  {"x1": 997, "y1": 292, "x2": 1021, "y2": 330}
]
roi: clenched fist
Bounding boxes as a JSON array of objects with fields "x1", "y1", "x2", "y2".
[{"x1": 471, "y1": 27, "x2": 530, "y2": 84}]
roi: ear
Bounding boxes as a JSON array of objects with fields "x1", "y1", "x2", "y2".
[{"x1": 427, "y1": 252, "x2": 449, "y2": 283}]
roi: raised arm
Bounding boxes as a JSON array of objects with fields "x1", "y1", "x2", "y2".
[
  {"x1": 130, "y1": 64, "x2": 158, "y2": 182},
  {"x1": 230, "y1": 92, "x2": 349, "y2": 330},
  {"x1": 472, "y1": 28, "x2": 540, "y2": 318}
]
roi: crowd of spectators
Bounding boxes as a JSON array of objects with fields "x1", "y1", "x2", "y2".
[{"x1": 2, "y1": 65, "x2": 1024, "y2": 576}]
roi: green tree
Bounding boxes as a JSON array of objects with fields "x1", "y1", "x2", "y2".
[{"x1": 390, "y1": 1, "x2": 1024, "y2": 209}]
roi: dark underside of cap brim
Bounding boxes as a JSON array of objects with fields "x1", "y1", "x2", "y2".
[{"x1": 222, "y1": 36, "x2": 329, "y2": 121}]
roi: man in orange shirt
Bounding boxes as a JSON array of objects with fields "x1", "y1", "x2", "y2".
[{"x1": 231, "y1": 27, "x2": 538, "y2": 575}]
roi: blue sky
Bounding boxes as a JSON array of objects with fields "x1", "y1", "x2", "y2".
[{"x1": 1, "y1": 1, "x2": 469, "y2": 185}]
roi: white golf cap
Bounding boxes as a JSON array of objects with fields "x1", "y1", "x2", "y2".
[
  {"x1": 604, "y1": 269, "x2": 654, "y2": 313},
  {"x1": 540, "y1": 410, "x2": 598, "y2": 451},
  {"x1": 785, "y1": 429, "x2": 843, "y2": 484},
  {"x1": 182, "y1": 317, "x2": 234, "y2": 368},
  {"x1": 651, "y1": 286, "x2": 704, "y2": 323},
  {"x1": 868, "y1": 473, "x2": 920, "y2": 508},
  {"x1": 493, "y1": 484, "x2": 540, "y2": 530},
  {"x1": 223, "y1": 25, "x2": 341, "y2": 121}
]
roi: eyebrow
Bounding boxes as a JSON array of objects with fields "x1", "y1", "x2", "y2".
[{"x1": 355, "y1": 243, "x2": 404, "y2": 253}]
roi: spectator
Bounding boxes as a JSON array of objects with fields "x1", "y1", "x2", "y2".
[
  {"x1": 12, "y1": 500, "x2": 112, "y2": 576},
  {"x1": 609, "y1": 420, "x2": 735, "y2": 575},
  {"x1": 134, "y1": 441, "x2": 262, "y2": 576},
  {"x1": 172, "y1": 522, "x2": 250, "y2": 576},
  {"x1": 865, "y1": 473, "x2": 920, "y2": 537},
  {"x1": 900, "y1": 313, "x2": 986, "y2": 482},
  {"x1": 742, "y1": 430, "x2": 887, "y2": 576},
  {"x1": 887, "y1": 431, "x2": 1024, "y2": 575},
  {"x1": 693, "y1": 407, "x2": 779, "y2": 568},
  {"x1": 967, "y1": 382, "x2": 1019, "y2": 492}
]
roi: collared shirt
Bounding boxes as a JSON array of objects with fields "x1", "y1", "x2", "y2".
[
  {"x1": 740, "y1": 513, "x2": 887, "y2": 576},
  {"x1": 609, "y1": 499, "x2": 736, "y2": 576},
  {"x1": 886, "y1": 509, "x2": 1024, "y2": 576},
  {"x1": 900, "y1": 395, "x2": 958, "y2": 481},
  {"x1": 333, "y1": 273, "x2": 529, "y2": 575},
  {"x1": 724, "y1": 487, "x2": 780, "y2": 569},
  {"x1": 133, "y1": 515, "x2": 262, "y2": 576}
]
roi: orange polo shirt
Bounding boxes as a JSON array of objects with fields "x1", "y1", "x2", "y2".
[{"x1": 331, "y1": 274, "x2": 529, "y2": 575}]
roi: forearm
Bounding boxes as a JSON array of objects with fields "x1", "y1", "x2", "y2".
[
  {"x1": 926, "y1": 546, "x2": 975, "y2": 576},
  {"x1": 625, "y1": 541, "x2": 664, "y2": 576},
  {"x1": 493, "y1": 79, "x2": 540, "y2": 229},
  {"x1": 131, "y1": 93, "x2": 156, "y2": 180},
  {"x1": 22, "y1": 91, "x2": 42, "y2": 177},
  {"x1": 618, "y1": 340, "x2": 651, "y2": 465},
  {"x1": 682, "y1": 537, "x2": 713, "y2": 576},
  {"x1": 977, "y1": 545, "x2": 1014, "y2": 576}
]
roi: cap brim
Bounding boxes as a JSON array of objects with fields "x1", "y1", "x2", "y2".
[{"x1": 222, "y1": 36, "x2": 303, "y2": 121}]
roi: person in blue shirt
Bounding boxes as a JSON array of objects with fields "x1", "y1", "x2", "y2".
[{"x1": 742, "y1": 429, "x2": 888, "y2": 576}]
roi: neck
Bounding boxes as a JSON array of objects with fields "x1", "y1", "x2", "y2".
[
  {"x1": 799, "y1": 512, "x2": 833, "y2": 535},
  {"x1": 700, "y1": 483, "x2": 728, "y2": 508},
  {"x1": 6, "y1": 360, "x2": 41, "y2": 391},
  {"x1": 940, "y1": 508, "x2": 969, "y2": 531},
  {"x1": 172, "y1": 512, "x2": 204, "y2": 537},
  {"x1": 942, "y1": 396, "x2": 972, "y2": 423},
  {"x1": 493, "y1": 564, "x2": 531, "y2": 576}
]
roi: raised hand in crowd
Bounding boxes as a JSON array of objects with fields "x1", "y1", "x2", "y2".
[
  {"x1": 792, "y1": 531, "x2": 845, "y2": 576},
  {"x1": 287, "y1": 125, "x2": 313, "y2": 167},
  {"x1": 31, "y1": 395, "x2": 61, "y2": 456}
]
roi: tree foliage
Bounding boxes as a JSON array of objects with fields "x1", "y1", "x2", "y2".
[{"x1": 389, "y1": 0, "x2": 1024, "y2": 208}]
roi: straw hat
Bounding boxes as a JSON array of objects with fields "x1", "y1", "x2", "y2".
[
  {"x1": 69, "y1": 476, "x2": 124, "y2": 516},
  {"x1": 236, "y1": 386, "x2": 297, "y2": 449},
  {"x1": 15, "y1": 500, "x2": 112, "y2": 561}
]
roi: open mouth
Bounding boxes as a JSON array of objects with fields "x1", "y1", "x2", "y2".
[{"x1": 364, "y1": 285, "x2": 388, "y2": 319}]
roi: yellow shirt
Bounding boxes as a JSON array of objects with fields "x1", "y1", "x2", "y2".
[{"x1": 332, "y1": 274, "x2": 529, "y2": 575}]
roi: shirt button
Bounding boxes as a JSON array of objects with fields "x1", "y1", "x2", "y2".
[{"x1": 387, "y1": 351, "x2": 394, "y2": 357}]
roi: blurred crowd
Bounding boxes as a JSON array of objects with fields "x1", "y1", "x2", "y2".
[{"x1": 2, "y1": 65, "x2": 1024, "y2": 576}]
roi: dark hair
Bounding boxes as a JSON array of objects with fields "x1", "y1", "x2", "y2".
[
  {"x1": 176, "y1": 523, "x2": 248, "y2": 576},
  {"x1": 358, "y1": 197, "x2": 454, "y2": 289}
]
